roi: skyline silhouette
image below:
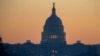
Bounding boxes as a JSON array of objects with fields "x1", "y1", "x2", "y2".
[
  {"x1": 0, "y1": 2, "x2": 100, "y2": 56},
  {"x1": 0, "y1": 0, "x2": 100, "y2": 44}
]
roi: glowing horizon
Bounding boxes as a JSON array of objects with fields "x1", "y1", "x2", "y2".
[{"x1": 0, "y1": 0, "x2": 100, "y2": 44}]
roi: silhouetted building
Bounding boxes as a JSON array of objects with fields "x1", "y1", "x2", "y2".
[
  {"x1": 1, "y1": 3, "x2": 100, "y2": 56},
  {"x1": 0, "y1": 37, "x2": 10, "y2": 56},
  {"x1": 39, "y1": 3, "x2": 67, "y2": 56},
  {"x1": 77, "y1": 46, "x2": 99, "y2": 56},
  {"x1": 41, "y1": 3, "x2": 66, "y2": 45}
]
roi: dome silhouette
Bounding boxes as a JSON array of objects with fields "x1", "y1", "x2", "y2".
[
  {"x1": 41, "y1": 3, "x2": 66, "y2": 44},
  {"x1": 43, "y1": 3, "x2": 64, "y2": 33},
  {"x1": 45, "y1": 15, "x2": 62, "y2": 26}
]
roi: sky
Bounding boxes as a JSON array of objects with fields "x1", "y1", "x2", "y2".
[{"x1": 0, "y1": 0, "x2": 100, "y2": 44}]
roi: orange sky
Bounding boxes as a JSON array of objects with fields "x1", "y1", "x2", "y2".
[{"x1": 0, "y1": 0, "x2": 100, "y2": 44}]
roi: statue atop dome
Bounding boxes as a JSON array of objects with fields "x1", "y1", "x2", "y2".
[{"x1": 52, "y1": 2, "x2": 56, "y2": 15}]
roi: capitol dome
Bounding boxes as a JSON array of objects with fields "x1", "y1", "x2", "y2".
[
  {"x1": 45, "y1": 13, "x2": 62, "y2": 26},
  {"x1": 41, "y1": 3, "x2": 66, "y2": 44},
  {"x1": 45, "y1": 3, "x2": 62, "y2": 26}
]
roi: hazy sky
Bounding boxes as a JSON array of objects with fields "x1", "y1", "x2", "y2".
[{"x1": 0, "y1": 0, "x2": 100, "y2": 44}]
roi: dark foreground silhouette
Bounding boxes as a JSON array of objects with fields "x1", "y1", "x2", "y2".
[
  {"x1": 0, "y1": 38, "x2": 10, "y2": 56},
  {"x1": 1, "y1": 40, "x2": 99, "y2": 56}
]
